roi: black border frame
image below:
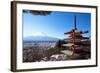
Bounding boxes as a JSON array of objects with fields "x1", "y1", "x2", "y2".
[{"x1": 11, "y1": 1, "x2": 98, "y2": 72}]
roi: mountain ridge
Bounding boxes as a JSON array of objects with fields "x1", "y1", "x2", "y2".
[{"x1": 23, "y1": 36, "x2": 60, "y2": 41}]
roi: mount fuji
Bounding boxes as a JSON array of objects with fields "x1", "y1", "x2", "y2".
[{"x1": 23, "y1": 36, "x2": 60, "y2": 42}]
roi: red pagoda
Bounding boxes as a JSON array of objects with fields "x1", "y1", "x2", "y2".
[{"x1": 62, "y1": 15, "x2": 91, "y2": 59}]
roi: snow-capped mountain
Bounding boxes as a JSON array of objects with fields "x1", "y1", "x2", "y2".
[{"x1": 23, "y1": 36, "x2": 60, "y2": 41}]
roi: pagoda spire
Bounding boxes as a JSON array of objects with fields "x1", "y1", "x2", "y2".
[{"x1": 74, "y1": 15, "x2": 77, "y2": 30}]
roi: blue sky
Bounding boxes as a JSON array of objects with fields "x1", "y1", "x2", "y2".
[{"x1": 23, "y1": 10, "x2": 91, "y2": 39}]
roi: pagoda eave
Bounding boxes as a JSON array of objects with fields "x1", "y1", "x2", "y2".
[{"x1": 64, "y1": 31, "x2": 88, "y2": 35}]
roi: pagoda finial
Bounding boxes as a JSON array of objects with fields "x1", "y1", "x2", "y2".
[{"x1": 74, "y1": 15, "x2": 77, "y2": 30}]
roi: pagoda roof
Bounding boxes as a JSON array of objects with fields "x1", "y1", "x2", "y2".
[
  {"x1": 64, "y1": 46, "x2": 90, "y2": 50},
  {"x1": 64, "y1": 38, "x2": 89, "y2": 41},
  {"x1": 66, "y1": 41, "x2": 89, "y2": 43},
  {"x1": 64, "y1": 30, "x2": 88, "y2": 35}
]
